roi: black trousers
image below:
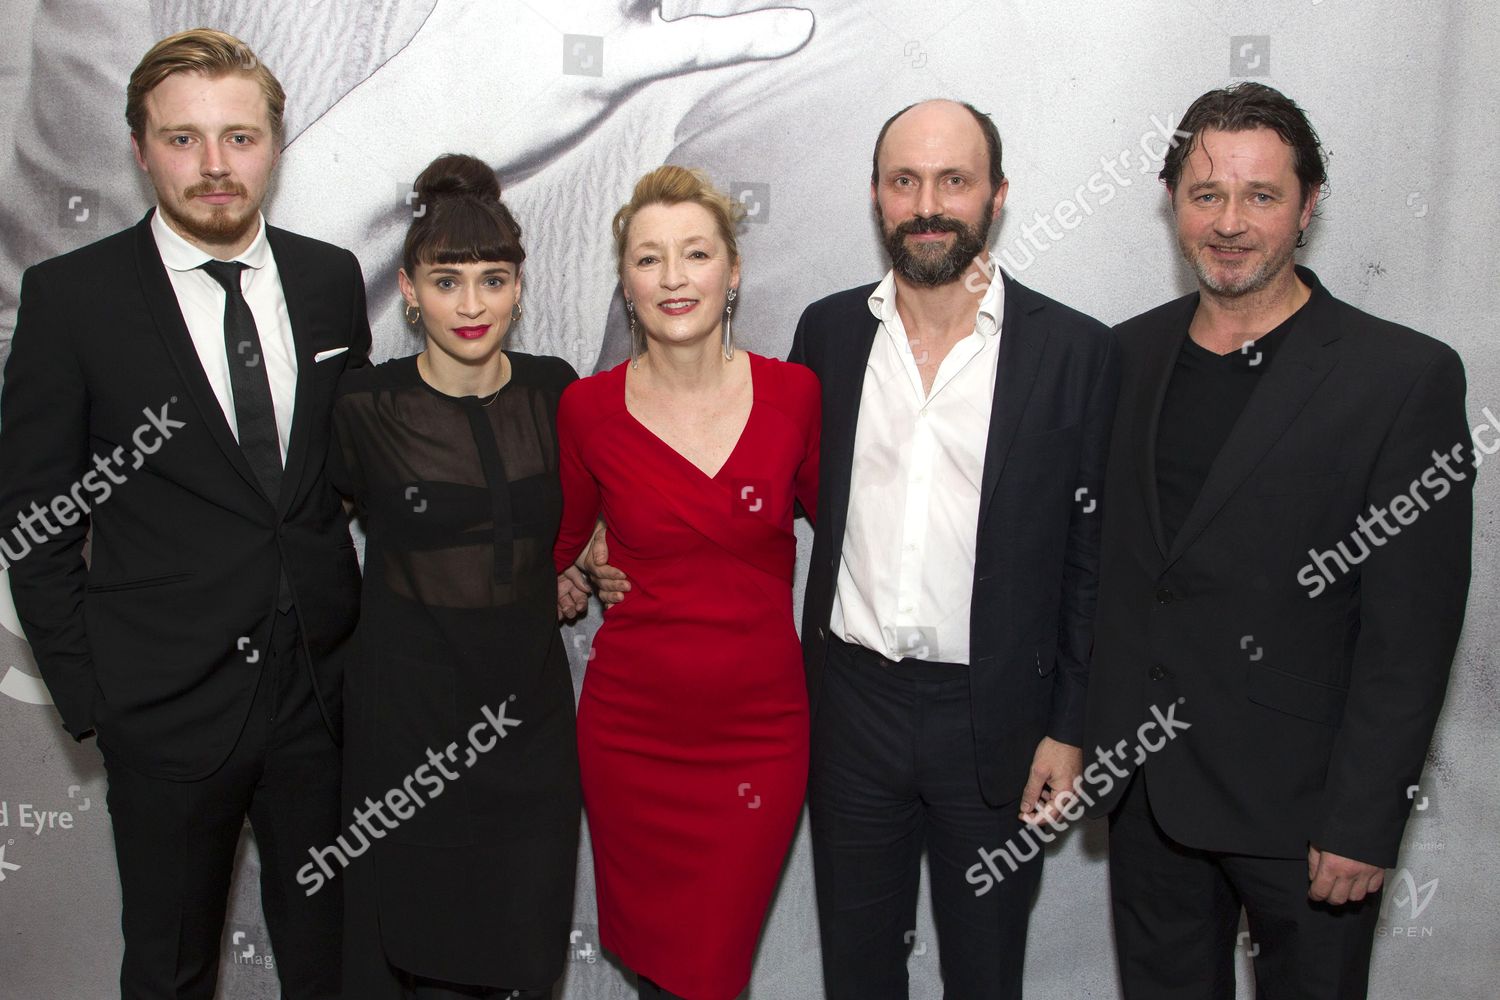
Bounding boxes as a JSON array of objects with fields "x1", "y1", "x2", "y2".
[
  {"x1": 636, "y1": 975, "x2": 688, "y2": 1000},
  {"x1": 1109, "y1": 769, "x2": 1382, "y2": 1000},
  {"x1": 101, "y1": 606, "x2": 342, "y2": 1000},
  {"x1": 809, "y1": 638, "x2": 1043, "y2": 1000},
  {"x1": 400, "y1": 971, "x2": 551, "y2": 999}
]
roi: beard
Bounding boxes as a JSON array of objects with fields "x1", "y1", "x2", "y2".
[
  {"x1": 162, "y1": 180, "x2": 260, "y2": 247},
  {"x1": 879, "y1": 202, "x2": 993, "y2": 287},
  {"x1": 1178, "y1": 231, "x2": 1297, "y2": 298}
]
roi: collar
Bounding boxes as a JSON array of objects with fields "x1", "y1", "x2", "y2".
[
  {"x1": 867, "y1": 252, "x2": 1005, "y2": 337},
  {"x1": 151, "y1": 208, "x2": 271, "y2": 273}
]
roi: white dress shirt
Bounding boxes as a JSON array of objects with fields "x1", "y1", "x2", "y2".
[
  {"x1": 151, "y1": 210, "x2": 298, "y2": 461},
  {"x1": 830, "y1": 255, "x2": 1006, "y2": 665}
]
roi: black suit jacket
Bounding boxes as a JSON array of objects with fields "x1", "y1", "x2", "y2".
[
  {"x1": 789, "y1": 272, "x2": 1119, "y2": 806},
  {"x1": 0, "y1": 211, "x2": 371, "y2": 780},
  {"x1": 1084, "y1": 267, "x2": 1472, "y2": 868}
]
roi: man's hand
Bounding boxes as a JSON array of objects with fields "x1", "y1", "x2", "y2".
[
  {"x1": 1307, "y1": 845, "x2": 1385, "y2": 905},
  {"x1": 576, "y1": 522, "x2": 630, "y2": 607},
  {"x1": 1019, "y1": 737, "x2": 1084, "y2": 826}
]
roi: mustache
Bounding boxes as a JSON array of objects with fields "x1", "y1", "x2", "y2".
[
  {"x1": 183, "y1": 180, "x2": 248, "y2": 199},
  {"x1": 893, "y1": 215, "x2": 967, "y2": 238}
]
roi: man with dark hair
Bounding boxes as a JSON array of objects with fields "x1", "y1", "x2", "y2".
[
  {"x1": 1086, "y1": 82, "x2": 1471, "y2": 998},
  {"x1": 790, "y1": 98, "x2": 1117, "y2": 999},
  {"x1": 0, "y1": 28, "x2": 369, "y2": 999}
]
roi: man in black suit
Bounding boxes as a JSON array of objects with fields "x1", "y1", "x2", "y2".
[
  {"x1": 0, "y1": 29, "x2": 368, "y2": 999},
  {"x1": 1085, "y1": 83, "x2": 1472, "y2": 999},
  {"x1": 786, "y1": 99, "x2": 1118, "y2": 999}
]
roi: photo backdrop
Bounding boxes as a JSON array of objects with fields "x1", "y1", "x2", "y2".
[{"x1": 2, "y1": 1, "x2": 1496, "y2": 996}]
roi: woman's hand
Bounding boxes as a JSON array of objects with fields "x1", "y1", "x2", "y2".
[{"x1": 558, "y1": 568, "x2": 592, "y2": 621}]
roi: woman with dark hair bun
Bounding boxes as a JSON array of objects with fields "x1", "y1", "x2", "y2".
[{"x1": 329, "y1": 152, "x2": 581, "y2": 1000}]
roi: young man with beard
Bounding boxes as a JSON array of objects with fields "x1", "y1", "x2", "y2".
[
  {"x1": 0, "y1": 29, "x2": 368, "y2": 999},
  {"x1": 786, "y1": 98, "x2": 1119, "y2": 999},
  {"x1": 1084, "y1": 83, "x2": 1471, "y2": 998}
]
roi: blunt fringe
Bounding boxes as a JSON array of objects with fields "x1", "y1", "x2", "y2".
[{"x1": 402, "y1": 153, "x2": 525, "y2": 276}]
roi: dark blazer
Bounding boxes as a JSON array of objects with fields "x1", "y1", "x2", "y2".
[
  {"x1": 0, "y1": 211, "x2": 371, "y2": 780},
  {"x1": 789, "y1": 272, "x2": 1119, "y2": 806},
  {"x1": 1084, "y1": 267, "x2": 1472, "y2": 868}
]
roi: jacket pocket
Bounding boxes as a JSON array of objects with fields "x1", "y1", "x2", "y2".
[
  {"x1": 1255, "y1": 471, "x2": 1345, "y2": 496},
  {"x1": 85, "y1": 571, "x2": 194, "y2": 593},
  {"x1": 1246, "y1": 663, "x2": 1346, "y2": 725}
]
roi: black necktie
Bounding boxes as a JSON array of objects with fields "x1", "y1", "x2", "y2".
[
  {"x1": 201, "y1": 260, "x2": 293, "y2": 612},
  {"x1": 200, "y1": 260, "x2": 283, "y2": 502}
]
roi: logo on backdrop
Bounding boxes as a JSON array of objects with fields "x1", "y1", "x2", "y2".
[
  {"x1": 1378, "y1": 868, "x2": 1440, "y2": 939},
  {"x1": 57, "y1": 187, "x2": 99, "y2": 229},
  {"x1": 568, "y1": 924, "x2": 600, "y2": 964},
  {"x1": 0, "y1": 785, "x2": 94, "y2": 838},
  {"x1": 228, "y1": 929, "x2": 275, "y2": 971},
  {"x1": 563, "y1": 34, "x2": 604, "y2": 77},
  {"x1": 732, "y1": 182, "x2": 771, "y2": 224},
  {"x1": 1230, "y1": 36, "x2": 1271, "y2": 77}
]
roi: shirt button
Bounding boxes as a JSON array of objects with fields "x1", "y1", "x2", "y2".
[
  {"x1": 1149, "y1": 664, "x2": 1167, "y2": 680},
  {"x1": 1155, "y1": 587, "x2": 1174, "y2": 604}
]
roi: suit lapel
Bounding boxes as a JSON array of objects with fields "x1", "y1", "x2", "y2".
[
  {"x1": 978, "y1": 274, "x2": 1047, "y2": 517},
  {"x1": 823, "y1": 301, "x2": 879, "y2": 558},
  {"x1": 1136, "y1": 297, "x2": 1196, "y2": 560},
  {"x1": 1164, "y1": 294, "x2": 1341, "y2": 566},
  {"x1": 268, "y1": 226, "x2": 314, "y2": 517},
  {"x1": 133, "y1": 213, "x2": 264, "y2": 499}
]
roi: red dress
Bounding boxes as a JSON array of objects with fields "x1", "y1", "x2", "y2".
[{"x1": 554, "y1": 352, "x2": 819, "y2": 1000}]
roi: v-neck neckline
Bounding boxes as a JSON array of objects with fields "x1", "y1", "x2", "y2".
[{"x1": 621, "y1": 352, "x2": 758, "y2": 481}]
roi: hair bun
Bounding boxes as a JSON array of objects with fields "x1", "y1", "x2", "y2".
[{"x1": 413, "y1": 152, "x2": 500, "y2": 202}]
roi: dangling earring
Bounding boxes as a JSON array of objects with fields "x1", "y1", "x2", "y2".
[
  {"x1": 722, "y1": 287, "x2": 738, "y2": 361},
  {"x1": 627, "y1": 299, "x2": 642, "y2": 370},
  {"x1": 404, "y1": 303, "x2": 421, "y2": 326}
]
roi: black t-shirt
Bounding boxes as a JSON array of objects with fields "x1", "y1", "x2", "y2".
[{"x1": 1155, "y1": 307, "x2": 1305, "y2": 545}]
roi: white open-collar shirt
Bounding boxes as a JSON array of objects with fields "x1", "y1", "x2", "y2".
[
  {"x1": 831, "y1": 255, "x2": 1006, "y2": 665},
  {"x1": 151, "y1": 209, "x2": 298, "y2": 462}
]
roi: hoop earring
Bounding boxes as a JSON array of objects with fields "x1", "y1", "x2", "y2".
[
  {"x1": 511, "y1": 301, "x2": 522, "y2": 323},
  {"x1": 627, "y1": 299, "x2": 642, "y2": 370},
  {"x1": 722, "y1": 287, "x2": 738, "y2": 361},
  {"x1": 404, "y1": 303, "x2": 421, "y2": 326}
]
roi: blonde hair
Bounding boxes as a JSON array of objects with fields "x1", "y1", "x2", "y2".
[
  {"x1": 126, "y1": 29, "x2": 286, "y2": 145},
  {"x1": 612, "y1": 166, "x2": 744, "y2": 271}
]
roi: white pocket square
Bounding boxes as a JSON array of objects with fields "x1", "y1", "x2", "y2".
[{"x1": 313, "y1": 347, "x2": 349, "y2": 363}]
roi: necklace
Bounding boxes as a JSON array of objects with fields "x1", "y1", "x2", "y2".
[{"x1": 418, "y1": 351, "x2": 509, "y2": 405}]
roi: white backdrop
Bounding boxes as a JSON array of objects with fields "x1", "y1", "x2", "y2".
[{"x1": 1, "y1": 2, "x2": 1497, "y2": 997}]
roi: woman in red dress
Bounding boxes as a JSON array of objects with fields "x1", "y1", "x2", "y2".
[{"x1": 553, "y1": 166, "x2": 819, "y2": 1000}]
